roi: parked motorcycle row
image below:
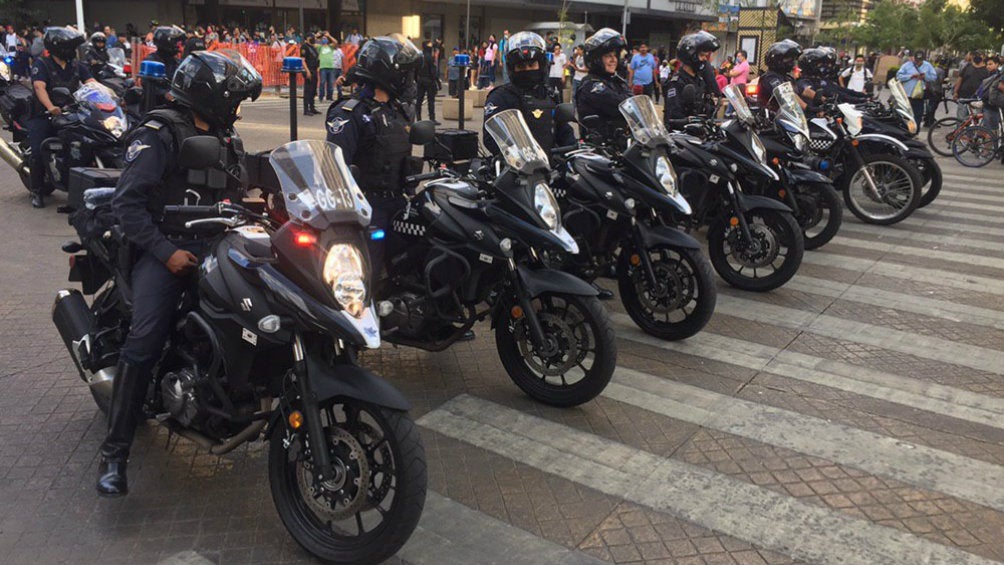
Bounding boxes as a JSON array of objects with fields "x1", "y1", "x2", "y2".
[{"x1": 0, "y1": 52, "x2": 945, "y2": 564}]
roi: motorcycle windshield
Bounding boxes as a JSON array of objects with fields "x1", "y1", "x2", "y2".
[
  {"x1": 107, "y1": 47, "x2": 126, "y2": 68},
  {"x1": 269, "y1": 140, "x2": 373, "y2": 230},
  {"x1": 886, "y1": 77, "x2": 913, "y2": 116},
  {"x1": 484, "y1": 108, "x2": 549, "y2": 173},
  {"x1": 772, "y1": 82, "x2": 808, "y2": 138},
  {"x1": 74, "y1": 82, "x2": 126, "y2": 121},
  {"x1": 723, "y1": 84, "x2": 755, "y2": 126},
  {"x1": 618, "y1": 95, "x2": 670, "y2": 145}
]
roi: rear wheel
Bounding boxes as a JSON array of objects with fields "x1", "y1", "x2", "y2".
[
  {"x1": 707, "y1": 208, "x2": 804, "y2": 292},
  {"x1": 496, "y1": 293, "x2": 616, "y2": 407},
  {"x1": 840, "y1": 153, "x2": 921, "y2": 225},
  {"x1": 794, "y1": 183, "x2": 842, "y2": 250},
  {"x1": 269, "y1": 398, "x2": 426, "y2": 565},
  {"x1": 617, "y1": 244, "x2": 716, "y2": 341},
  {"x1": 927, "y1": 117, "x2": 961, "y2": 157},
  {"x1": 911, "y1": 156, "x2": 942, "y2": 208}
]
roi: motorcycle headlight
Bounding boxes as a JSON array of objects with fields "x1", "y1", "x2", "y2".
[
  {"x1": 322, "y1": 244, "x2": 367, "y2": 318},
  {"x1": 0, "y1": 62, "x2": 10, "y2": 82},
  {"x1": 897, "y1": 110, "x2": 917, "y2": 134},
  {"x1": 793, "y1": 132, "x2": 807, "y2": 153},
  {"x1": 751, "y1": 131, "x2": 767, "y2": 165},
  {"x1": 103, "y1": 116, "x2": 125, "y2": 138},
  {"x1": 655, "y1": 156, "x2": 679, "y2": 197},
  {"x1": 533, "y1": 182, "x2": 561, "y2": 231}
]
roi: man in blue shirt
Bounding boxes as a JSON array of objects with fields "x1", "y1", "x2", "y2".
[
  {"x1": 896, "y1": 50, "x2": 937, "y2": 124},
  {"x1": 629, "y1": 43, "x2": 656, "y2": 96}
]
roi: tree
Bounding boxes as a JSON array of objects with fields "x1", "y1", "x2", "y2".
[
  {"x1": 0, "y1": 0, "x2": 39, "y2": 28},
  {"x1": 852, "y1": 0, "x2": 918, "y2": 52},
  {"x1": 914, "y1": 0, "x2": 997, "y2": 52},
  {"x1": 970, "y1": 0, "x2": 1004, "y2": 38}
]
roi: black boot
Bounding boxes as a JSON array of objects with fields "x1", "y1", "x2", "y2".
[
  {"x1": 30, "y1": 192, "x2": 44, "y2": 208},
  {"x1": 96, "y1": 361, "x2": 150, "y2": 497},
  {"x1": 592, "y1": 282, "x2": 615, "y2": 301}
]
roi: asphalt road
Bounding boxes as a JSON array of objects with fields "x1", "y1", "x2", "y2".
[{"x1": 0, "y1": 96, "x2": 1003, "y2": 565}]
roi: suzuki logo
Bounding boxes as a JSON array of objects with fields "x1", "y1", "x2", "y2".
[{"x1": 241, "y1": 298, "x2": 253, "y2": 311}]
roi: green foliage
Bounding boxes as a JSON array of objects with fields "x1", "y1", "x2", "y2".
[
  {"x1": 0, "y1": 0, "x2": 38, "y2": 27},
  {"x1": 970, "y1": 0, "x2": 1004, "y2": 37},
  {"x1": 852, "y1": 0, "x2": 999, "y2": 53}
]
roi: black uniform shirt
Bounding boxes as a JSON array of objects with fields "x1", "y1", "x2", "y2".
[
  {"x1": 575, "y1": 72, "x2": 631, "y2": 123},
  {"x1": 112, "y1": 123, "x2": 180, "y2": 263},
  {"x1": 663, "y1": 67, "x2": 711, "y2": 122},
  {"x1": 483, "y1": 82, "x2": 575, "y2": 155},
  {"x1": 30, "y1": 57, "x2": 92, "y2": 87}
]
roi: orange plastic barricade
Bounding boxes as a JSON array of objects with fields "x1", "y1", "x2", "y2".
[{"x1": 130, "y1": 41, "x2": 305, "y2": 88}]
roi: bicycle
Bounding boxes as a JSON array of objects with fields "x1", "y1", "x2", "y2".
[
  {"x1": 927, "y1": 98, "x2": 983, "y2": 157},
  {"x1": 951, "y1": 107, "x2": 1004, "y2": 167}
]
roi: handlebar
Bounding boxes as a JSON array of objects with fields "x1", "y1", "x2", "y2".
[
  {"x1": 550, "y1": 144, "x2": 580, "y2": 155},
  {"x1": 405, "y1": 170, "x2": 442, "y2": 185}
]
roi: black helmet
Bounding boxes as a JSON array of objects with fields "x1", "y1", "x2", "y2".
[
  {"x1": 677, "y1": 31, "x2": 719, "y2": 73},
  {"x1": 583, "y1": 27, "x2": 627, "y2": 74},
  {"x1": 89, "y1": 32, "x2": 107, "y2": 44},
  {"x1": 170, "y1": 50, "x2": 262, "y2": 129},
  {"x1": 764, "y1": 39, "x2": 802, "y2": 74},
  {"x1": 44, "y1": 27, "x2": 86, "y2": 60},
  {"x1": 351, "y1": 34, "x2": 421, "y2": 98},
  {"x1": 153, "y1": 25, "x2": 186, "y2": 57},
  {"x1": 505, "y1": 31, "x2": 548, "y2": 89},
  {"x1": 798, "y1": 48, "x2": 830, "y2": 78}
]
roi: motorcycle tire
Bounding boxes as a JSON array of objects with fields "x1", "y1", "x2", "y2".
[
  {"x1": 707, "y1": 208, "x2": 804, "y2": 292},
  {"x1": 796, "y1": 182, "x2": 842, "y2": 250},
  {"x1": 911, "y1": 156, "x2": 942, "y2": 208},
  {"x1": 617, "y1": 244, "x2": 716, "y2": 341},
  {"x1": 840, "y1": 153, "x2": 921, "y2": 225},
  {"x1": 927, "y1": 117, "x2": 960, "y2": 157},
  {"x1": 269, "y1": 398, "x2": 427, "y2": 565},
  {"x1": 495, "y1": 293, "x2": 616, "y2": 407}
]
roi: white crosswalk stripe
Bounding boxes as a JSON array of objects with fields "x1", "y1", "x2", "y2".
[
  {"x1": 838, "y1": 223, "x2": 1003, "y2": 253},
  {"x1": 610, "y1": 314, "x2": 1004, "y2": 430},
  {"x1": 932, "y1": 199, "x2": 1004, "y2": 215},
  {"x1": 828, "y1": 235, "x2": 1004, "y2": 270},
  {"x1": 419, "y1": 395, "x2": 1002, "y2": 565},
  {"x1": 802, "y1": 251, "x2": 1004, "y2": 295},
  {"x1": 913, "y1": 206, "x2": 1001, "y2": 224}
]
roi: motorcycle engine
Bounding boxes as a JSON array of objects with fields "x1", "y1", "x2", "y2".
[
  {"x1": 379, "y1": 292, "x2": 434, "y2": 337},
  {"x1": 161, "y1": 368, "x2": 202, "y2": 427}
]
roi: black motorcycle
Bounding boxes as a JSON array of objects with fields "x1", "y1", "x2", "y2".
[
  {"x1": 376, "y1": 111, "x2": 617, "y2": 407},
  {"x1": 665, "y1": 86, "x2": 805, "y2": 292},
  {"x1": 52, "y1": 138, "x2": 426, "y2": 565},
  {"x1": 552, "y1": 96, "x2": 716, "y2": 341},
  {"x1": 0, "y1": 82, "x2": 127, "y2": 196},
  {"x1": 751, "y1": 83, "x2": 842, "y2": 250}
]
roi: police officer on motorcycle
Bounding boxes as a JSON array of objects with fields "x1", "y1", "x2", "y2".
[
  {"x1": 664, "y1": 31, "x2": 720, "y2": 126},
  {"x1": 27, "y1": 26, "x2": 98, "y2": 208},
  {"x1": 483, "y1": 31, "x2": 575, "y2": 157},
  {"x1": 757, "y1": 39, "x2": 813, "y2": 113},
  {"x1": 574, "y1": 28, "x2": 631, "y2": 135},
  {"x1": 324, "y1": 34, "x2": 421, "y2": 273},
  {"x1": 82, "y1": 32, "x2": 110, "y2": 78},
  {"x1": 796, "y1": 47, "x2": 869, "y2": 107},
  {"x1": 97, "y1": 50, "x2": 262, "y2": 497},
  {"x1": 143, "y1": 25, "x2": 186, "y2": 107}
]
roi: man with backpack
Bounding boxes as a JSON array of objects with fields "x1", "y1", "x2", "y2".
[
  {"x1": 977, "y1": 56, "x2": 1003, "y2": 132},
  {"x1": 955, "y1": 51, "x2": 990, "y2": 119}
]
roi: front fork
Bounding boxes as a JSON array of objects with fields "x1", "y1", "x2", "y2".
[
  {"x1": 846, "y1": 143, "x2": 881, "y2": 195},
  {"x1": 627, "y1": 224, "x2": 660, "y2": 289},
  {"x1": 291, "y1": 333, "x2": 336, "y2": 482},
  {"x1": 505, "y1": 259, "x2": 553, "y2": 355},
  {"x1": 724, "y1": 182, "x2": 754, "y2": 244}
]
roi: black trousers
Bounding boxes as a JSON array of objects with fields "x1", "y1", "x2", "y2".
[
  {"x1": 26, "y1": 115, "x2": 55, "y2": 194},
  {"x1": 415, "y1": 80, "x2": 437, "y2": 121},
  {"x1": 304, "y1": 68, "x2": 318, "y2": 111}
]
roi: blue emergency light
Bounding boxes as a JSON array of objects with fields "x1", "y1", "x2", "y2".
[{"x1": 138, "y1": 60, "x2": 166, "y2": 79}]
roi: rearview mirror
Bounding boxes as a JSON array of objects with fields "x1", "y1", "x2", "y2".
[
  {"x1": 178, "y1": 136, "x2": 223, "y2": 169},
  {"x1": 681, "y1": 85, "x2": 697, "y2": 106},
  {"x1": 554, "y1": 103, "x2": 575, "y2": 125},
  {"x1": 410, "y1": 120, "x2": 437, "y2": 145}
]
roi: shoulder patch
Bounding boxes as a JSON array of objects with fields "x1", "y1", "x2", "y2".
[
  {"x1": 125, "y1": 139, "x2": 151, "y2": 162},
  {"x1": 143, "y1": 120, "x2": 164, "y2": 131},
  {"x1": 483, "y1": 102, "x2": 498, "y2": 115},
  {"x1": 590, "y1": 82, "x2": 606, "y2": 93},
  {"x1": 342, "y1": 99, "x2": 360, "y2": 112},
  {"x1": 327, "y1": 117, "x2": 350, "y2": 135}
]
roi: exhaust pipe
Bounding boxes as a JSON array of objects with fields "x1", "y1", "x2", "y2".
[
  {"x1": 0, "y1": 136, "x2": 27, "y2": 174},
  {"x1": 52, "y1": 289, "x2": 114, "y2": 396}
]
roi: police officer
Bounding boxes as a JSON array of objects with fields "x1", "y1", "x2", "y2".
[
  {"x1": 325, "y1": 34, "x2": 420, "y2": 273},
  {"x1": 757, "y1": 39, "x2": 813, "y2": 113},
  {"x1": 82, "y1": 32, "x2": 110, "y2": 78},
  {"x1": 796, "y1": 47, "x2": 869, "y2": 108},
  {"x1": 183, "y1": 29, "x2": 206, "y2": 57},
  {"x1": 97, "y1": 50, "x2": 262, "y2": 497},
  {"x1": 27, "y1": 27, "x2": 97, "y2": 209},
  {"x1": 663, "y1": 31, "x2": 720, "y2": 126},
  {"x1": 483, "y1": 31, "x2": 575, "y2": 157},
  {"x1": 143, "y1": 25, "x2": 186, "y2": 108},
  {"x1": 575, "y1": 28, "x2": 631, "y2": 136}
]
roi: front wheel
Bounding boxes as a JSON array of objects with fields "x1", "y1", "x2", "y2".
[
  {"x1": 794, "y1": 183, "x2": 842, "y2": 250},
  {"x1": 496, "y1": 293, "x2": 616, "y2": 407},
  {"x1": 910, "y1": 156, "x2": 942, "y2": 208},
  {"x1": 952, "y1": 125, "x2": 1000, "y2": 168},
  {"x1": 617, "y1": 244, "x2": 716, "y2": 341},
  {"x1": 840, "y1": 153, "x2": 921, "y2": 225},
  {"x1": 707, "y1": 209, "x2": 804, "y2": 292},
  {"x1": 269, "y1": 398, "x2": 427, "y2": 565}
]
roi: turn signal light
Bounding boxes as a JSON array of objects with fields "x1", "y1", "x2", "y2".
[
  {"x1": 288, "y1": 411, "x2": 304, "y2": 429},
  {"x1": 294, "y1": 231, "x2": 317, "y2": 247},
  {"x1": 836, "y1": 117, "x2": 843, "y2": 124},
  {"x1": 851, "y1": 139, "x2": 859, "y2": 147},
  {"x1": 729, "y1": 217, "x2": 740, "y2": 227},
  {"x1": 771, "y1": 157, "x2": 780, "y2": 165},
  {"x1": 630, "y1": 254, "x2": 641, "y2": 266},
  {"x1": 778, "y1": 189, "x2": 787, "y2": 198},
  {"x1": 510, "y1": 306, "x2": 524, "y2": 319}
]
